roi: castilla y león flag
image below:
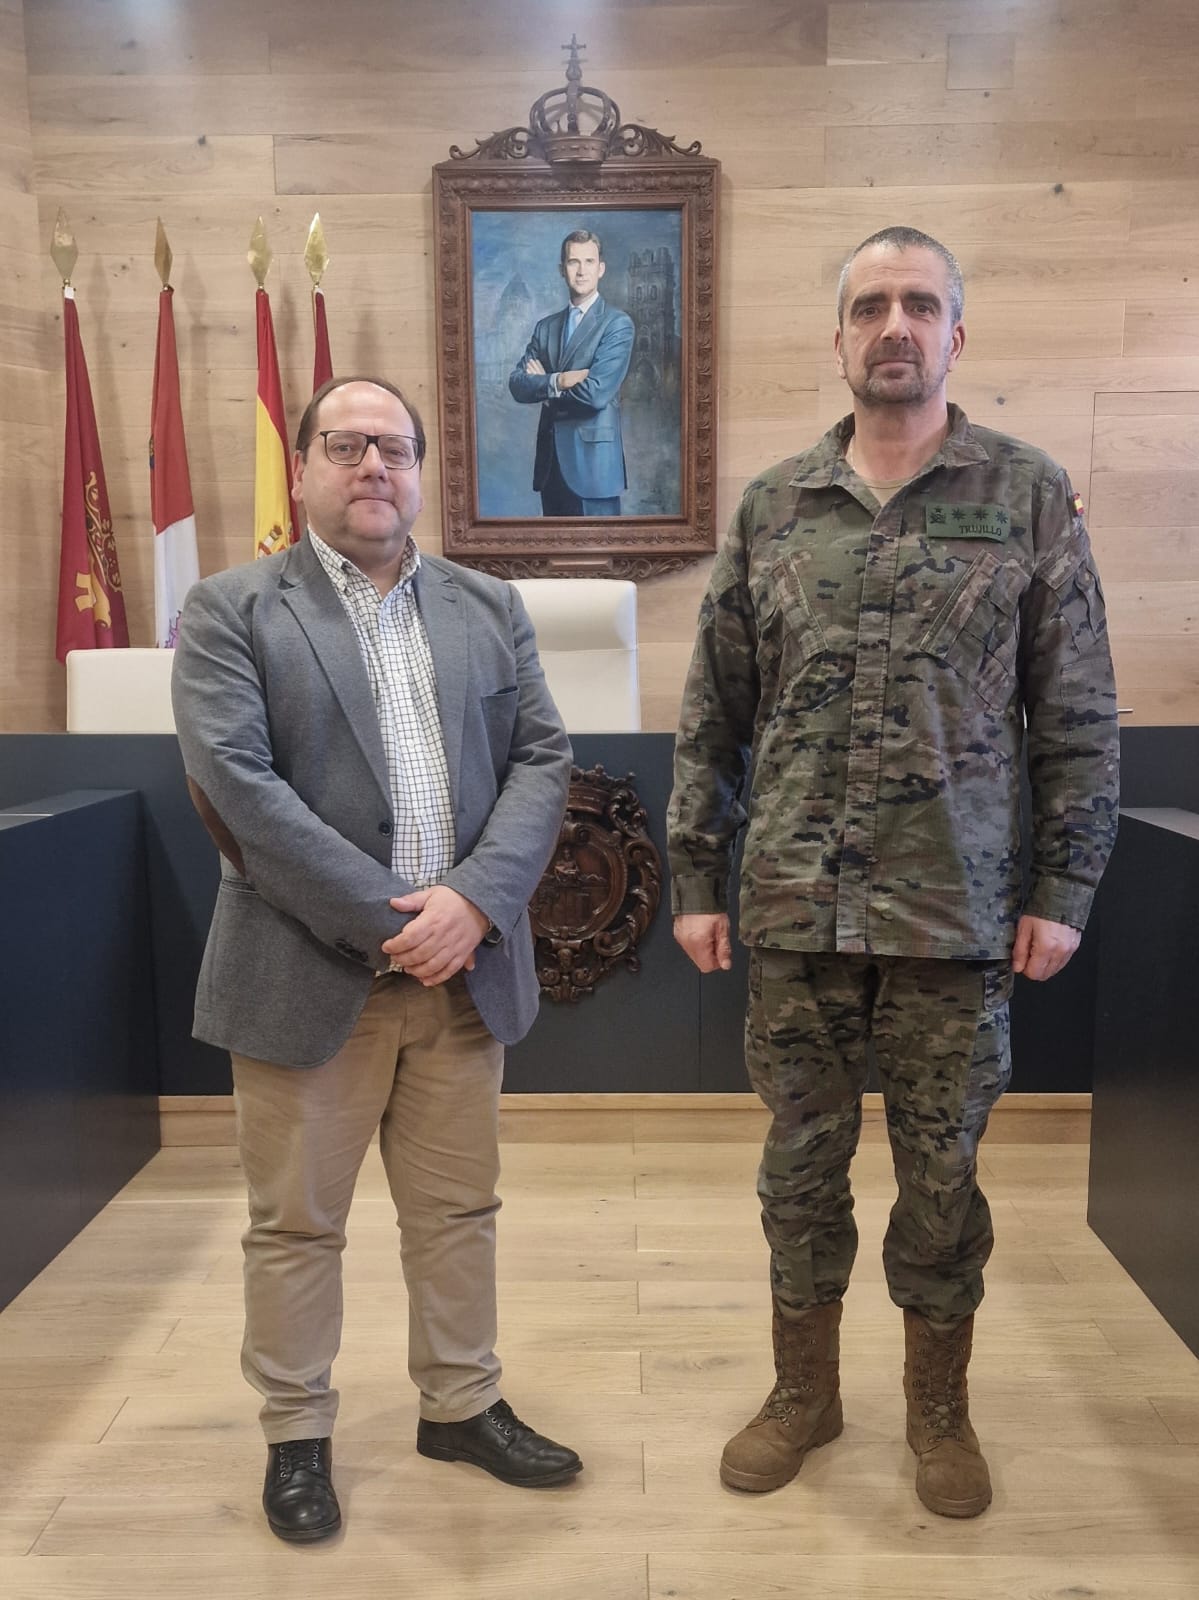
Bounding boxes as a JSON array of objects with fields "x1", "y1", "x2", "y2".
[
  {"x1": 56, "y1": 288, "x2": 129, "y2": 662},
  {"x1": 254, "y1": 287, "x2": 299, "y2": 559},
  {"x1": 150, "y1": 286, "x2": 200, "y2": 647}
]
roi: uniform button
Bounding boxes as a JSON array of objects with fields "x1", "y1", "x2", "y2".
[{"x1": 379, "y1": 820, "x2": 393, "y2": 835}]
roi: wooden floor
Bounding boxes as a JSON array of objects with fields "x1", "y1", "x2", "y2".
[{"x1": 3, "y1": 1105, "x2": 1199, "y2": 1599}]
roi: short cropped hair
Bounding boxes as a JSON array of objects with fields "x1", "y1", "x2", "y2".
[
  {"x1": 295, "y1": 375, "x2": 427, "y2": 464},
  {"x1": 560, "y1": 229, "x2": 604, "y2": 267},
  {"x1": 836, "y1": 227, "x2": 964, "y2": 326}
]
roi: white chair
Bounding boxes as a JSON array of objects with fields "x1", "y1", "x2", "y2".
[
  {"x1": 511, "y1": 578, "x2": 641, "y2": 732},
  {"x1": 66, "y1": 647, "x2": 177, "y2": 733},
  {"x1": 65, "y1": 579, "x2": 643, "y2": 736}
]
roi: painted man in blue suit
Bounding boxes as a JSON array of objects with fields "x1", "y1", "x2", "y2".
[{"x1": 508, "y1": 230, "x2": 635, "y2": 516}]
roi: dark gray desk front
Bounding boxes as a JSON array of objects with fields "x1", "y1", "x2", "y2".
[
  {"x1": 1088, "y1": 809, "x2": 1199, "y2": 1358},
  {"x1": 5, "y1": 727, "x2": 1194, "y2": 1097},
  {"x1": 0, "y1": 790, "x2": 159, "y2": 1310}
]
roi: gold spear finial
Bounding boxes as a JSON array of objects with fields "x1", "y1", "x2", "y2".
[
  {"x1": 248, "y1": 216, "x2": 272, "y2": 288},
  {"x1": 304, "y1": 213, "x2": 330, "y2": 288},
  {"x1": 154, "y1": 218, "x2": 173, "y2": 288},
  {"x1": 50, "y1": 208, "x2": 78, "y2": 286}
]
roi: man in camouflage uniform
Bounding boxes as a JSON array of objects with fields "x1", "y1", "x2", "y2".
[{"x1": 667, "y1": 226, "x2": 1119, "y2": 1518}]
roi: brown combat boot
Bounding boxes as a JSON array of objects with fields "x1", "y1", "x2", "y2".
[
  {"x1": 903, "y1": 1308, "x2": 992, "y2": 1518},
  {"x1": 720, "y1": 1300, "x2": 844, "y2": 1492}
]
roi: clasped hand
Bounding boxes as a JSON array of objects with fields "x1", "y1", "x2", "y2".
[{"x1": 381, "y1": 885, "x2": 489, "y2": 986}]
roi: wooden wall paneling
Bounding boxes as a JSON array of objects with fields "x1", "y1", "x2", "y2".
[
  {"x1": 0, "y1": 0, "x2": 58, "y2": 734},
  {"x1": 25, "y1": 72, "x2": 551, "y2": 140},
  {"x1": 727, "y1": 182, "x2": 1133, "y2": 246},
  {"x1": 636, "y1": 640, "x2": 701, "y2": 731},
  {"x1": 1130, "y1": 179, "x2": 1199, "y2": 242},
  {"x1": 1096, "y1": 392, "x2": 1199, "y2": 417},
  {"x1": 942, "y1": 242, "x2": 1199, "y2": 305},
  {"x1": 41, "y1": 296, "x2": 435, "y2": 374},
  {"x1": 718, "y1": 366, "x2": 825, "y2": 424},
  {"x1": 32, "y1": 137, "x2": 277, "y2": 197},
  {"x1": 274, "y1": 125, "x2": 827, "y2": 197},
  {"x1": 634, "y1": 563, "x2": 713, "y2": 645},
  {"x1": 1093, "y1": 412, "x2": 1199, "y2": 474},
  {"x1": 32, "y1": 192, "x2": 432, "y2": 257},
  {"x1": 1124, "y1": 306, "x2": 1199, "y2": 359},
  {"x1": 827, "y1": 0, "x2": 1138, "y2": 69},
  {"x1": 721, "y1": 417, "x2": 827, "y2": 480},
  {"x1": 1105, "y1": 581, "x2": 1199, "y2": 641},
  {"x1": 1106, "y1": 638, "x2": 1199, "y2": 724},
  {"x1": 946, "y1": 32, "x2": 1015, "y2": 91},
  {"x1": 47, "y1": 250, "x2": 432, "y2": 314},
  {"x1": 826, "y1": 121, "x2": 1199, "y2": 190},
  {"x1": 3, "y1": 0, "x2": 1198, "y2": 728},
  {"x1": 1090, "y1": 390, "x2": 1199, "y2": 715},
  {"x1": 263, "y1": 2, "x2": 830, "y2": 76},
  {"x1": 1089, "y1": 471, "x2": 1199, "y2": 530},
  {"x1": 21, "y1": 1, "x2": 271, "y2": 76},
  {"x1": 948, "y1": 357, "x2": 1199, "y2": 404},
  {"x1": 1089, "y1": 526, "x2": 1199, "y2": 587}
]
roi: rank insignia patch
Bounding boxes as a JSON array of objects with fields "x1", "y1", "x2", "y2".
[{"x1": 925, "y1": 503, "x2": 1010, "y2": 541}]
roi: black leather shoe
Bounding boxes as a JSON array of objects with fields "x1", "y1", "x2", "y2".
[
  {"x1": 416, "y1": 1400, "x2": 582, "y2": 1487},
  {"x1": 262, "y1": 1436, "x2": 341, "y2": 1542}
]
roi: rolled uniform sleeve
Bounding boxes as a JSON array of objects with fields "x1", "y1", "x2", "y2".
[{"x1": 1019, "y1": 469, "x2": 1120, "y2": 930}]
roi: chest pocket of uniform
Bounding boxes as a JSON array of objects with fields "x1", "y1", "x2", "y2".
[
  {"x1": 917, "y1": 550, "x2": 1026, "y2": 712},
  {"x1": 755, "y1": 555, "x2": 828, "y2": 678}
]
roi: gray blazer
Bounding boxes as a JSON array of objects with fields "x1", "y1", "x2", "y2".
[{"x1": 171, "y1": 537, "x2": 572, "y2": 1066}]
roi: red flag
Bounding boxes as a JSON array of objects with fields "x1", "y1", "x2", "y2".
[
  {"x1": 313, "y1": 287, "x2": 333, "y2": 392},
  {"x1": 254, "y1": 287, "x2": 299, "y2": 559},
  {"x1": 56, "y1": 289, "x2": 129, "y2": 662},
  {"x1": 150, "y1": 286, "x2": 200, "y2": 647}
]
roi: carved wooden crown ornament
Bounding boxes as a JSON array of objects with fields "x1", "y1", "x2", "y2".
[{"x1": 451, "y1": 34, "x2": 703, "y2": 166}]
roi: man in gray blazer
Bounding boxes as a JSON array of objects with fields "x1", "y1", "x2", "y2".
[{"x1": 172, "y1": 375, "x2": 580, "y2": 1544}]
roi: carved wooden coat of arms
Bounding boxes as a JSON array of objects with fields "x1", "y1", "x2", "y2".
[{"x1": 530, "y1": 764, "x2": 662, "y2": 1002}]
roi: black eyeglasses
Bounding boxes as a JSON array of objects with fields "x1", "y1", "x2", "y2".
[{"x1": 318, "y1": 430, "x2": 421, "y2": 470}]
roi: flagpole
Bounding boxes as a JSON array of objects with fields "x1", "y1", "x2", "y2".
[
  {"x1": 150, "y1": 219, "x2": 200, "y2": 645},
  {"x1": 306, "y1": 213, "x2": 333, "y2": 392},
  {"x1": 52, "y1": 209, "x2": 130, "y2": 662},
  {"x1": 249, "y1": 218, "x2": 299, "y2": 559}
]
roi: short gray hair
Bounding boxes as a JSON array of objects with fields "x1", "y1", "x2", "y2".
[{"x1": 836, "y1": 227, "x2": 964, "y2": 326}]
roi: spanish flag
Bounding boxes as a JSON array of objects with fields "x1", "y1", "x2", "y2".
[
  {"x1": 56, "y1": 288, "x2": 129, "y2": 661},
  {"x1": 254, "y1": 287, "x2": 298, "y2": 560},
  {"x1": 150, "y1": 286, "x2": 200, "y2": 646}
]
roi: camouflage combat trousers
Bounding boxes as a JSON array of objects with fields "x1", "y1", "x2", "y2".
[{"x1": 745, "y1": 950, "x2": 1014, "y2": 1324}]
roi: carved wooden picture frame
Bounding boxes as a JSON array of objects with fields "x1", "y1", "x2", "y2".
[{"x1": 432, "y1": 55, "x2": 719, "y2": 579}]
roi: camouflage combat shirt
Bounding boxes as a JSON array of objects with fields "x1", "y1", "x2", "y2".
[{"x1": 667, "y1": 405, "x2": 1120, "y2": 959}]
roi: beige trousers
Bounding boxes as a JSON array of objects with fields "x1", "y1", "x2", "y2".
[{"x1": 231, "y1": 972, "x2": 505, "y2": 1443}]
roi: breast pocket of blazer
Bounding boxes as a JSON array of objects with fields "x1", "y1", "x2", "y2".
[
  {"x1": 917, "y1": 550, "x2": 1026, "y2": 712},
  {"x1": 481, "y1": 685, "x2": 519, "y2": 768}
]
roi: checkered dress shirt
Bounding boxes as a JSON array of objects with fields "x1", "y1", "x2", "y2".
[{"x1": 309, "y1": 529, "x2": 455, "y2": 887}]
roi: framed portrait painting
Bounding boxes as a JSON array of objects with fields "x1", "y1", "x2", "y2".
[{"x1": 432, "y1": 73, "x2": 719, "y2": 578}]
